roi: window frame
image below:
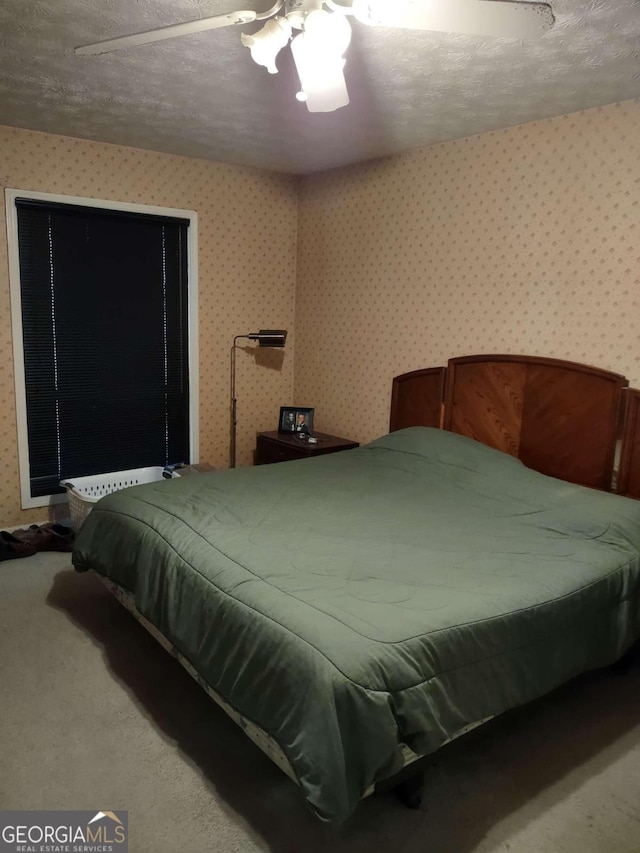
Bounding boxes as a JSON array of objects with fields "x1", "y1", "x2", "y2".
[{"x1": 6, "y1": 188, "x2": 200, "y2": 510}]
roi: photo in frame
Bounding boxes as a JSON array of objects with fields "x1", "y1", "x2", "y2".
[{"x1": 278, "y1": 406, "x2": 314, "y2": 435}]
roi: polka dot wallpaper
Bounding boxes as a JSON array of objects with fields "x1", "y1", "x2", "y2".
[
  {"x1": 0, "y1": 125, "x2": 297, "y2": 526},
  {"x1": 295, "y1": 100, "x2": 640, "y2": 449},
  {"x1": 2, "y1": 99, "x2": 639, "y2": 526}
]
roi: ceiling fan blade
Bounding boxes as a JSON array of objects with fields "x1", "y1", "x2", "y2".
[
  {"x1": 358, "y1": 0, "x2": 554, "y2": 39},
  {"x1": 75, "y1": 10, "x2": 258, "y2": 56}
]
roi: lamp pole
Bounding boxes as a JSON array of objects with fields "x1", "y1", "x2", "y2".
[
  {"x1": 230, "y1": 335, "x2": 247, "y2": 469},
  {"x1": 230, "y1": 330, "x2": 288, "y2": 469}
]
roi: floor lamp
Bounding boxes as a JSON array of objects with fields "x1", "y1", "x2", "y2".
[{"x1": 230, "y1": 330, "x2": 288, "y2": 468}]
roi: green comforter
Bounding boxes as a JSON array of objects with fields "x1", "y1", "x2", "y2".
[{"x1": 73, "y1": 427, "x2": 640, "y2": 823}]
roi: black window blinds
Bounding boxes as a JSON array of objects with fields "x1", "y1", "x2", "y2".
[{"x1": 15, "y1": 198, "x2": 190, "y2": 497}]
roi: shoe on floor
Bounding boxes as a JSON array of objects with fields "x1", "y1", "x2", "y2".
[
  {"x1": 11, "y1": 523, "x2": 75, "y2": 553},
  {"x1": 0, "y1": 530, "x2": 38, "y2": 561}
]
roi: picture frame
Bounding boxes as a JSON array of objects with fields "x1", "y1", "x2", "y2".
[{"x1": 278, "y1": 406, "x2": 314, "y2": 435}]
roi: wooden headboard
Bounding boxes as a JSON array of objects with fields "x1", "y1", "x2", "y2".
[
  {"x1": 618, "y1": 389, "x2": 640, "y2": 499},
  {"x1": 390, "y1": 354, "x2": 640, "y2": 496},
  {"x1": 389, "y1": 367, "x2": 446, "y2": 432}
]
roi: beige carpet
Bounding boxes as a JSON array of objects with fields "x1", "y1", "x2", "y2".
[{"x1": 1, "y1": 552, "x2": 639, "y2": 853}]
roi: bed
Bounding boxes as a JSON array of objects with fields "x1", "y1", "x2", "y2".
[{"x1": 72, "y1": 354, "x2": 640, "y2": 824}]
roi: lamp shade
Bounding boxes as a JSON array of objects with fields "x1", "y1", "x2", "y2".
[{"x1": 248, "y1": 329, "x2": 288, "y2": 347}]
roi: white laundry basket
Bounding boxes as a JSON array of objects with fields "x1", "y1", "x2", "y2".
[{"x1": 61, "y1": 466, "x2": 181, "y2": 531}]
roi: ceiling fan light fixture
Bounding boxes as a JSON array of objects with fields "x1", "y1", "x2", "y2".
[
  {"x1": 303, "y1": 7, "x2": 352, "y2": 52},
  {"x1": 241, "y1": 16, "x2": 292, "y2": 73},
  {"x1": 286, "y1": 0, "x2": 324, "y2": 30},
  {"x1": 289, "y1": 9, "x2": 352, "y2": 112},
  {"x1": 290, "y1": 29, "x2": 349, "y2": 112}
]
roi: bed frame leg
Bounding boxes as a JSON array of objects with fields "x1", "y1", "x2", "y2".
[{"x1": 394, "y1": 771, "x2": 424, "y2": 809}]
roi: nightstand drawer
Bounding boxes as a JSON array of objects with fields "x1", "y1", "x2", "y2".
[
  {"x1": 255, "y1": 438, "x2": 304, "y2": 465},
  {"x1": 255, "y1": 431, "x2": 359, "y2": 465}
]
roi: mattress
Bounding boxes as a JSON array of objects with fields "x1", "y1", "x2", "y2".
[{"x1": 72, "y1": 427, "x2": 640, "y2": 823}]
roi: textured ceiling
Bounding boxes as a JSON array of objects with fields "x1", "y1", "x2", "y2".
[{"x1": 0, "y1": 0, "x2": 638, "y2": 174}]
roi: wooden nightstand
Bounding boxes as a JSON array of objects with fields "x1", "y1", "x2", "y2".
[{"x1": 255, "y1": 431, "x2": 359, "y2": 465}]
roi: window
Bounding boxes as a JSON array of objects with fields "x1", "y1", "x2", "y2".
[{"x1": 6, "y1": 190, "x2": 199, "y2": 509}]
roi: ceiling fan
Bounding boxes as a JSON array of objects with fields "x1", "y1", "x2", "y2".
[{"x1": 75, "y1": 0, "x2": 555, "y2": 113}]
